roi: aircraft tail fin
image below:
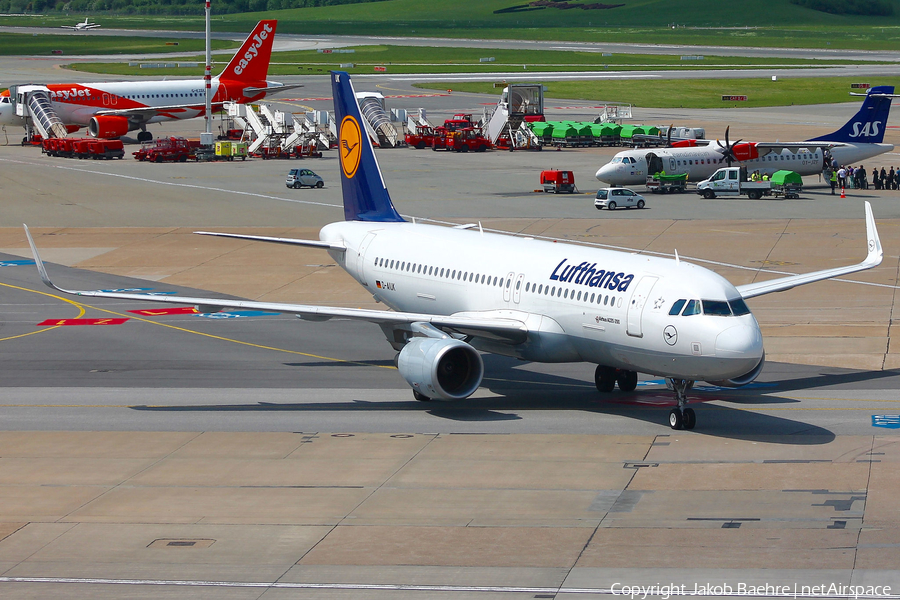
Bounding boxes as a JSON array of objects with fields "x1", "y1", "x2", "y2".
[
  {"x1": 331, "y1": 71, "x2": 405, "y2": 222},
  {"x1": 219, "y1": 20, "x2": 277, "y2": 83},
  {"x1": 808, "y1": 85, "x2": 894, "y2": 144}
]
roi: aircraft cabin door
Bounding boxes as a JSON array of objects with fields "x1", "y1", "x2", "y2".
[
  {"x1": 626, "y1": 276, "x2": 658, "y2": 338},
  {"x1": 512, "y1": 273, "x2": 525, "y2": 304},
  {"x1": 503, "y1": 271, "x2": 515, "y2": 303},
  {"x1": 356, "y1": 231, "x2": 377, "y2": 286},
  {"x1": 668, "y1": 157, "x2": 676, "y2": 172}
]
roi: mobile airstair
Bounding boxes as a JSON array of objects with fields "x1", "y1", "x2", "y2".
[
  {"x1": 356, "y1": 92, "x2": 398, "y2": 148},
  {"x1": 226, "y1": 102, "x2": 333, "y2": 156},
  {"x1": 485, "y1": 84, "x2": 543, "y2": 150},
  {"x1": 13, "y1": 85, "x2": 69, "y2": 140}
]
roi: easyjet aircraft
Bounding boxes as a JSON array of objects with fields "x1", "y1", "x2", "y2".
[
  {"x1": 24, "y1": 71, "x2": 884, "y2": 431},
  {"x1": 0, "y1": 20, "x2": 295, "y2": 141},
  {"x1": 596, "y1": 86, "x2": 895, "y2": 186}
]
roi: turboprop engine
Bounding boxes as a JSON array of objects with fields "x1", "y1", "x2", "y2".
[
  {"x1": 706, "y1": 352, "x2": 765, "y2": 388},
  {"x1": 88, "y1": 115, "x2": 129, "y2": 138},
  {"x1": 397, "y1": 337, "x2": 484, "y2": 400}
]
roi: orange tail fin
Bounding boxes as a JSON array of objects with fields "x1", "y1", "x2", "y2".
[{"x1": 219, "y1": 20, "x2": 277, "y2": 83}]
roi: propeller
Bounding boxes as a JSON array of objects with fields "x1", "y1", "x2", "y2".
[{"x1": 715, "y1": 126, "x2": 743, "y2": 166}]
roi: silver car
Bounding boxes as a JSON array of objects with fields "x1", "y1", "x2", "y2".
[
  {"x1": 595, "y1": 187, "x2": 645, "y2": 210},
  {"x1": 286, "y1": 169, "x2": 324, "y2": 189}
]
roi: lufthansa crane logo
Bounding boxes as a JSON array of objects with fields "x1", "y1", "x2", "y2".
[{"x1": 339, "y1": 116, "x2": 362, "y2": 179}]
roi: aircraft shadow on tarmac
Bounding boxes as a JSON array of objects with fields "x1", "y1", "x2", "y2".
[{"x1": 128, "y1": 354, "x2": 900, "y2": 443}]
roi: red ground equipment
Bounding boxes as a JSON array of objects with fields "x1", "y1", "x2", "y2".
[
  {"x1": 405, "y1": 125, "x2": 436, "y2": 149},
  {"x1": 133, "y1": 137, "x2": 199, "y2": 162},
  {"x1": 540, "y1": 170, "x2": 576, "y2": 193},
  {"x1": 432, "y1": 127, "x2": 493, "y2": 153}
]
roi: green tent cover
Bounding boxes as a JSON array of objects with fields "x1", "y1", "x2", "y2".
[{"x1": 771, "y1": 170, "x2": 802, "y2": 185}]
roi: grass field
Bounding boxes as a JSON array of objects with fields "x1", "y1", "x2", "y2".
[
  {"x1": 0, "y1": 32, "x2": 237, "y2": 56},
  {"x1": 416, "y1": 77, "x2": 887, "y2": 109},
  {"x1": 5, "y1": 0, "x2": 900, "y2": 49},
  {"x1": 65, "y1": 44, "x2": 872, "y2": 77}
]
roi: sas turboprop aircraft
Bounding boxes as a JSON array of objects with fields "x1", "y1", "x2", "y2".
[
  {"x1": 61, "y1": 17, "x2": 101, "y2": 30},
  {"x1": 23, "y1": 71, "x2": 884, "y2": 431},
  {"x1": 0, "y1": 20, "x2": 298, "y2": 141},
  {"x1": 596, "y1": 86, "x2": 896, "y2": 186}
]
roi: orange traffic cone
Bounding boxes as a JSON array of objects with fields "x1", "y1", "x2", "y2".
[{"x1": 840, "y1": 187, "x2": 845, "y2": 198}]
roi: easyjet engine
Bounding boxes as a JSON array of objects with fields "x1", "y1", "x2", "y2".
[
  {"x1": 397, "y1": 337, "x2": 484, "y2": 400},
  {"x1": 706, "y1": 352, "x2": 765, "y2": 388},
  {"x1": 88, "y1": 115, "x2": 130, "y2": 139}
]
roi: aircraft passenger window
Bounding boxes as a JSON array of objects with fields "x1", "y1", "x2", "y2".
[
  {"x1": 603, "y1": 295, "x2": 608, "y2": 305},
  {"x1": 506, "y1": 280, "x2": 511, "y2": 288},
  {"x1": 669, "y1": 299, "x2": 686, "y2": 315},
  {"x1": 451, "y1": 270, "x2": 456, "y2": 278},
  {"x1": 551, "y1": 286, "x2": 556, "y2": 295},
  {"x1": 481, "y1": 274, "x2": 485, "y2": 283},
  {"x1": 390, "y1": 260, "x2": 395, "y2": 269},
  {"x1": 729, "y1": 298, "x2": 751, "y2": 316},
  {"x1": 429, "y1": 266, "x2": 433, "y2": 275},
  {"x1": 515, "y1": 281, "x2": 521, "y2": 290},
  {"x1": 563, "y1": 289, "x2": 568, "y2": 299},
  {"x1": 577, "y1": 291, "x2": 582, "y2": 301},
  {"x1": 558, "y1": 288, "x2": 563, "y2": 297},
  {"x1": 682, "y1": 299, "x2": 700, "y2": 316},
  {"x1": 590, "y1": 293, "x2": 595, "y2": 303},
  {"x1": 538, "y1": 284, "x2": 543, "y2": 293},
  {"x1": 400, "y1": 262, "x2": 405, "y2": 270},
  {"x1": 492, "y1": 277, "x2": 497, "y2": 286},
  {"x1": 525, "y1": 282, "x2": 530, "y2": 292},
  {"x1": 440, "y1": 268, "x2": 444, "y2": 277},
  {"x1": 702, "y1": 300, "x2": 732, "y2": 316},
  {"x1": 611, "y1": 296, "x2": 616, "y2": 306}
]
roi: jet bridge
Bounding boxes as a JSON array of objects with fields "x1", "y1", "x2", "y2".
[{"x1": 13, "y1": 85, "x2": 70, "y2": 141}]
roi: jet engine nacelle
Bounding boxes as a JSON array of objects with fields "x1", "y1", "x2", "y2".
[
  {"x1": 706, "y1": 352, "x2": 765, "y2": 388},
  {"x1": 397, "y1": 337, "x2": 484, "y2": 401},
  {"x1": 88, "y1": 115, "x2": 129, "y2": 139}
]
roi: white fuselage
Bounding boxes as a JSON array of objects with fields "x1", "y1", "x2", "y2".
[
  {"x1": 320, "y1": 220, "x2": 764, "y2": 382},
  {"x1": 596, "y1": 144, "x2": 894, "y2": 186}
]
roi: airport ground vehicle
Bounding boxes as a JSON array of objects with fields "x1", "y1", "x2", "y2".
[
  {"x1": 595, "y1": 187, "x2": 645, "y2": 210},
  {"x1": 41, "y1": 137, "x2": 124, "y2": 159},
  {"x1": 286, "y1": 168, "x2": 324, "y2": 188},
  {"x1": 769, "y1": 170, "x2": 803, "y2": 198},
  {"x1": 432, "y1": 127, "x2": 492, "y2": 152},
  {"x1": 405, "y1": 125, "x2": 436, "y2": 149},
  {"x1": 645, "y1": 172, "x2": 688, "y2": 193},
  {"x1": 133, "y1": 137, "x2": 200, "y2": 162},
  {"x1": 696, "y1": 167, "x2": 772, "y2": 199},
  {"x1": 540, "y1": 170, "x2": 576, "y2": 193}
]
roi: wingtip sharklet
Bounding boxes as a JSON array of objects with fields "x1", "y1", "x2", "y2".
[
  {"x1": 23, "y1": 224, "x2": 56, "y2": 291},
  {"x1": 864, "y1": 201, "x2": 883, "y2": 267}
]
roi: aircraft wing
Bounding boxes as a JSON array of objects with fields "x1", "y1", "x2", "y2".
[
  {"x1": 23, "y1": 226, "x2": 528, "y2": 344},
  {"x1": 736, "y1": 201, "x2": 882, "y2": 299},
  {"x1": 95, "y1": 104, "x2": 202, "y2": 118},
  {"x1": 194, "y1": 231, "x2": 346, "y2": 252},
  {"x1": 754, "y1": 142, "x2": 841, "y2": 154}
]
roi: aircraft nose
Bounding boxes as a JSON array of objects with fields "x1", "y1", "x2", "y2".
[
  {"x1": 715, "y1": 324, "x2": 764, "y2": 358},
  {"x1": 596, "y1": 164, "x2": 615, "y2": 182}
]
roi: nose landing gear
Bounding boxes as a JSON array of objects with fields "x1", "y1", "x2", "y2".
[{"x1": 666, "y1": 378, "x2": 696, "y2": 430}]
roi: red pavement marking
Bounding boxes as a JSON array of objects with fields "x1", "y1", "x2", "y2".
[
  {"x1": 38, "y1": 318, "x2": 129, "y2": 326},
  {"x1": 128, "y1": 307, "x2": 197, "y2": 316}
]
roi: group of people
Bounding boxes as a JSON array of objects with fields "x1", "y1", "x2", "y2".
[
  {"x1": 825, "y1": 164, "x2": 900, "y2": 194},
  {"x1": 827, "y1": 165, "x2": 868, "y2": 192}
]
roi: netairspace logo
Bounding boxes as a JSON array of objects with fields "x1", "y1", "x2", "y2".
[{"x1": 611, "y1": 582, "x2": 894, "y2": 599}]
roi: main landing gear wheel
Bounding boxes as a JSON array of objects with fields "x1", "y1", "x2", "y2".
[
  {"x1": 594, "y1": 365, "x2": 616, "y2": 393},
  {"x1": 413, "y1": 390, "x2": 432, "y2": 402},
  {"x1": 666, "y1": 378, "x2": 697, "y2": 430},
  {"x1": 137, "y1": 131, "x2": 152, "y2": 143},
  {"x1": 616, "y1": 370, "x2": 638, "y2": 393}
]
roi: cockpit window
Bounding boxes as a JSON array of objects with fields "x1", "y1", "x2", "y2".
[
  {"x1": 702, "y1": 300, "x2": 732, "y2": 316},
  {"x1": 729, "y1": 297, "x2": 751, "y2": 316},
  {"x1": 669, "y1": 299, "x2": 686, "y2": 316},
  {"x1": 611, "y1": 157, "x2": 622, "y2": 163},
  {"x1": 682, "y1": 299, "x2": 700, "y2": 316}
]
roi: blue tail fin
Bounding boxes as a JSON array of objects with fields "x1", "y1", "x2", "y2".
[
  {"x1": 330, "y1": 71, "x2": 405, "y2": 222},
  {"x1": 808, "y1": 85, "x2": 894, "y2": 144}
]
